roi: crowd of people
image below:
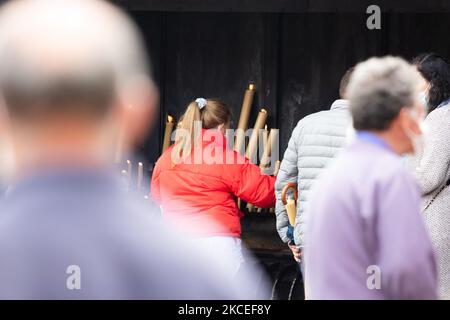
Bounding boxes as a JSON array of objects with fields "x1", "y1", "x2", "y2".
[{"x1": 0, "y1": 0, "x2": 449, "y2": 300}]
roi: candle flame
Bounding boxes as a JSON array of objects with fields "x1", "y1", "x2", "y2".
[
  {"x1": 265, "y1": 124, "x2": 268, "y2": 130},
  {"x1": 167, "y1": 115, "x2": 174, "y2": 123},
  {"x1": 249, "y1": 84, "x2": 255, "y2": 91},
  {"x1": 260, "y1": 108, "x2": 268, "y2": 113},
  {"x1": 138, "y1": 162, "x2": 143, "y2": 167},
  {"x1": 126, "y1": 160, "x2": 131, "y2": 165}
]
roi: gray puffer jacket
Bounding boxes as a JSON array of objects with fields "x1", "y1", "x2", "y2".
[{"x1": 275, "y1": 99, "x2": 352, "y2": 246}]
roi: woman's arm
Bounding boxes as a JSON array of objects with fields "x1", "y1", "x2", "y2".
[{"x1": 229, "y1": 156, "x2": 276, "y2": 208}]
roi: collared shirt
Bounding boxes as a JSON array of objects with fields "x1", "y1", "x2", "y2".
[
  {"x1": 437, "y1": 98, "x2": 450, "y2": 109},
  {"x1": 0, "y1": 168, "x2": 264, "y2": 299}
]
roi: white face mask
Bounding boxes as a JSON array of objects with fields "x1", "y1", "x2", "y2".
[{"x1": 0, "y1": 135, "x2": 15, "y2": 184}]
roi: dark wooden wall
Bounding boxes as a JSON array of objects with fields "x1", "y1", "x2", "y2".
[{"x1": 127, "y1": 8, "x2": 450, "y2": 164}]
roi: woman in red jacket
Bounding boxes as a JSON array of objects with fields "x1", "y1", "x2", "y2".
[{"x1": 151, "y1": 98, "x2": 276, "y2": 274}]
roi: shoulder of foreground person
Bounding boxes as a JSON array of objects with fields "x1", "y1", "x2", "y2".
[
  {"x1": 427, "y1": 104, "x2": 450, "y2": 121},
  {"x1": 86, "y1": 197, "x2": 269, "y2": 299}
]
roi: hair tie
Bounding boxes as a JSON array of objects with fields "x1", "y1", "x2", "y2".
[{"x1": 195, "y1": 98, "x2": 207, "y2": 110}]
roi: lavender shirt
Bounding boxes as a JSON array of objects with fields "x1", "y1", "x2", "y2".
[{"x1": 304, "y1": 134, "x2": 438, "y2": 299}]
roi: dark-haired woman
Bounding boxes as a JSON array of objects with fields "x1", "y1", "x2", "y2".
[
  {"x1": 411, "y1": 53, "x2": 450, "y2": 299},
  {"x1": 151, "y1": 98, "x2": 276, "y2": 275}
]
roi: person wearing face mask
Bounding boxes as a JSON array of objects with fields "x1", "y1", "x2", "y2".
[
  {"x1": 411, "y1": 53, "x2": 450, "y2": 299},
  {"x1": 0, "y1": 0, "x2": 268, "y2": 299},
  {"x1": 303, "y1": 56, "x2": 437, "y2": 299},
  {"x1": 0, "y1": 136, "x2": 13, "y2": 196},
  {"x1": 0, "y1": 103, "x2": 12, "y2": 196}
]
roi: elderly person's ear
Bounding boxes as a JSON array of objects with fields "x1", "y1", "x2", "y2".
[{"x1": 115, "y1": 77, "x2": 159, "y2": 151}]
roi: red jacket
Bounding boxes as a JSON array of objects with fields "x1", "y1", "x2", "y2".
[{"x1": 151, "y1": 129, "x2": 276, "y2": 238}]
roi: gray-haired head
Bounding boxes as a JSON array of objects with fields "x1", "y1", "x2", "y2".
[
  {"x1": 348, "y1": 56, "x2": 420, "y2": 131},
  {"x1": 0, "y1": 0, "x2": 153, "y2": 119}
]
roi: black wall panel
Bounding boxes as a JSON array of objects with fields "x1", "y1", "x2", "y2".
[
  {"x1": 277, "y1": 13, "x2": 383, "y2": 152},
  {"x1": 129, "y1": 12, "x2": 164, "y2": 162}
]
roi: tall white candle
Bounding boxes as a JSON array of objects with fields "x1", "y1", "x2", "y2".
[
  {"x1": 162, "y1": 115, "x2": 174, "y2": 153},
  {"x1": 245, "y1": 108, "x2": 268, "y2": 163}
]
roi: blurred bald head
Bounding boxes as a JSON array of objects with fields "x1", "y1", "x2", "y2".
[{"x1": 0, "y1": 0, "x2": 153, "y2": 119}]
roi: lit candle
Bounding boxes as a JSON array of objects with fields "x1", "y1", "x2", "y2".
[
  {"x1": 137, "y1": 162, "x2": 144, "y2": 190},
  {"x1": 246, "y1": 202, "x2": 256, "y2": 213},
  {"x1": 286, "y1": 198, "x2": 296, "y2": 226},
  {"x1": 162, "y1": 115, "x2": 174, "y2": 153},
  {"x1": 245, "y1": 108, "x2": 268, "y2": 163},
  {"x1": 262, "y1": 124, "x2": 268, "y2": 151},
  {"x1": 121, "y1": 169, "x2": 129, "y2": 192},
  {"x1": 253, "y1": 126, "x2": 271, "y2": 214},
  {"x1": 234, "y1": 84, "x2": 256, "y2": 155}
]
